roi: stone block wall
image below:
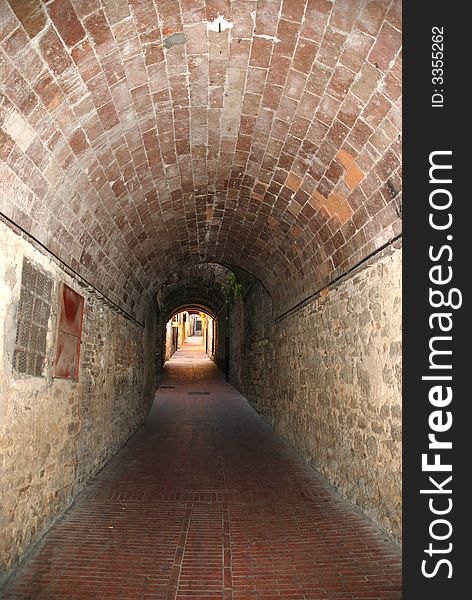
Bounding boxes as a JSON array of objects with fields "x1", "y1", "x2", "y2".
[
  {"x1": 214, "y1": 310, "x2": 228, "y2": 374},
  {"x1": 229, "y1": 244, "x2": 402, "y2": 543},
  {"x1": 0, "y1": 221, "x2": 157, "y2": 583},
  {"x1": 164, "y1": 320, "x2": 176, "y2": 362}
]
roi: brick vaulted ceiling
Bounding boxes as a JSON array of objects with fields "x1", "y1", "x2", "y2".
[
  {"x1": 0, "y1": 0, "x2": 402, "y2": 320},
  {"x1": 158, "y1": 263, "x2": 229, "y2": 319}
]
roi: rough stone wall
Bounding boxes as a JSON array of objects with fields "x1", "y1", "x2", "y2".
[
  {"x1": 214, "y1": 311, "x2": 228, "y2": 373},
  {"x1": 206, "y1": 316, "x2": 214, "y2": 359},
  {"x1": 0, "y1": 221, "x2": 156, "y2": 583},
  {"x1": 143, "y1": 297, "x2": 160, "y2": 411},
  {"x1": 229, "y1": 244, "x2": 402, "y2": 543},
  {"x1": 164, "y1": 319, "x2": 177, "y2": 362},
  {"x1": 177, "y1": 314, "x2": 190, "y2": 348}
]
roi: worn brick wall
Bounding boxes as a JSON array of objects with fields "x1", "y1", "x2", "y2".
[
  {"x1": 229, "y1": 243, "x2": 402, "y2": 543},
  {"x1": 1, "y1": 0, "x2": 401, "y2": 319},
  {"x1": 0, "y1": 220, "x2": 157, "y2": 583}
]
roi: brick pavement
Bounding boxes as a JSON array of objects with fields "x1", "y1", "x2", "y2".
[{"x1": 2, "y1": 338, "x2": 401, "y2": 599}]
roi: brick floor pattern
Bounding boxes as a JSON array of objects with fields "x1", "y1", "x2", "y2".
[{"x1": 2, "y1": 340, "x2": 401, "y2": 599}]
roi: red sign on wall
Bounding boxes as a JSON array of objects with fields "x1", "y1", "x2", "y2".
[{"x1": 54, "y1": 284, "x2": 84, "y2": 379}]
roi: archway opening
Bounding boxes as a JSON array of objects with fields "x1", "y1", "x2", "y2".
[{"x1": 164, "y1": 308, "x2": 218, "y2": 365}]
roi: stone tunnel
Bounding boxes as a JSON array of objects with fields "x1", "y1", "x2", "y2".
[{"x1": 0, "y1": 0, "x2": 402, "y2": 597}]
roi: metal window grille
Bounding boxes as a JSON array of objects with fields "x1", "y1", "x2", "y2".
[{"x1": 13, "y1": 259, "x2": 53, "y2": 376}]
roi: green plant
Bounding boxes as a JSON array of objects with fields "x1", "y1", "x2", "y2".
[{"x1": 224, "y1": 272, "x2": 242, "y2": 304}]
